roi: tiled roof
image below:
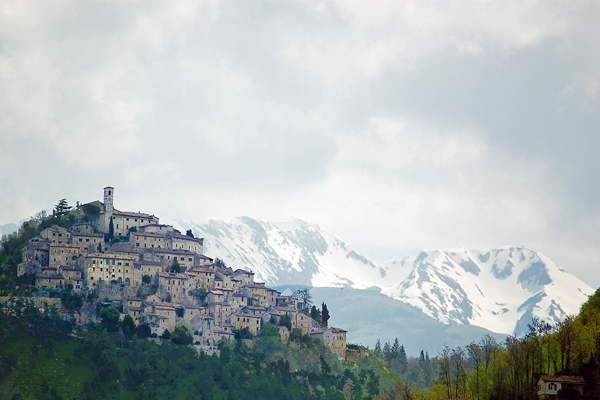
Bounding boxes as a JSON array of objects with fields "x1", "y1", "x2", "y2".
[
  {"x1": 539, "y1": 375, "x2": 585, "y2": 384},
  {"x1": 158, "y1": 272, "x2": 187, "y2": 279}
]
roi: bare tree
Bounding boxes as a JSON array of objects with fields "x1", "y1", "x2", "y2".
[{"x1": 467, "y1": 342, "x2": 483, "y2": 400}]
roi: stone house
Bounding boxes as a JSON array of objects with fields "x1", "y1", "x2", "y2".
[
  {"x1": 165, "y1": 232, "x2": 204, "y2": 255},
  {"x1": 233, "y1": 312, "x2": 263, "y2": 336},
  {"x1": 158, "y1": 272, "x2": 189, "y2": 302},
  {"x1": 80, "y1": 253, "x2": 137, "y2": 288},
  {"x1": 311, "y1": 327, "x2": 348, "y2": 360},
  {"x1": 49, "y1": 243, "x2": 80, "y2": 269},
  {"x1": 232, "y1": 269, "x2": 254, "y2": 287},
  {"x1": 266, "y1": 288, "x2": 280, "y2": 307},
  {"x1": 70, "y1": 231, "x2": 103, "y2": 253},
  {"x1": 130, "y1": 232, "x2": 167, "y2": 250},
  {"x1": 40, "y1": 226, "x2": 71, "y2": 243},
  {"x1": 190, "y1": 313, "x2": 214, "y2": 335}
]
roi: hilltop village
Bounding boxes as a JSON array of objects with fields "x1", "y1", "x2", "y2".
[{"x1": 15, "y1": 187, "x2": 347, "y2": 358}]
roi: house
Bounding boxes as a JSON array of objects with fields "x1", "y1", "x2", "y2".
[
  {"x1": 165, "y1": 231, "x2": 204, "y2": 255},
  {"x1": 157, "y1": 272, "x2": 189, "y2": 302},
  {"x1": 537, "y1": 375, "x2": 586, "y2": 400},
  {"x1": 311, "y1": 327, "x2": 347, "y2": 360},
  {"x1": 49, "y1": 243, "x2": 80, "y2": 269},
  {"x1": 233, "y1": 312, "x2": 263, "y2": 335},
  {"x1": 190, "y1": 313, "x2": 214, "y2": 335},
  {"x1": 80, "y1": 253, "x2": 137, "y2": 288}
]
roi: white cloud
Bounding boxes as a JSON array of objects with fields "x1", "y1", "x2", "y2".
[{"x1": 1, "y1": 0, "x2": 599, "y2": 288}]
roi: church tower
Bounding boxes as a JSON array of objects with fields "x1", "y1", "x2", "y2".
[{"x1": 104, "y1": 186, "x2": 114, "y2": 213}]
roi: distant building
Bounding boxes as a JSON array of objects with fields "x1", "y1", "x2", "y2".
[{"x1": 537, "y1": 375, "x2": 586, "y2": 400}]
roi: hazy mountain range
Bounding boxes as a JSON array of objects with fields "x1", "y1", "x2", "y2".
[{"x1": 168, "y1": 216, "x2": 593, "y2": 343}]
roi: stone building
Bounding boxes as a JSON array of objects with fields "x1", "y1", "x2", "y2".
[
  {"x1": 80, "y1": 253, "x2": 137, "y2": 288},
  {"x1": 311, "y1": 327, "x2": 348, "y2": 360}
]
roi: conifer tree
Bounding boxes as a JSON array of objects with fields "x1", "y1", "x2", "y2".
[{"x1": 322, "y1": 302, "x2": 330, "y2": 327}]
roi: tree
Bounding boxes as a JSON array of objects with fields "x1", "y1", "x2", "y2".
[
  {"x1": 100, "y1": 307, "x2": 121, "y2": 332},
  {"x1": 60, "y1": 291, "x2": 82, "y2": 312},
  {"x1": 260, "y1": 322, "x2": 280, "y2": 337},
  {"x1": 121, "y1": 315, "x2": 136, "y2": 338},
  {"x1": 185, "y1": 229, "x2": 194, "y2": 238},
  {"x1": 171, "y1": 324, "x2": 193, "y2": 345},
  {"x1": 192, "y1": 287, "x2": 208, "y2": 303},
  {"x1": 53, "y1": 199, "x2": 72, "y2": 219},
  {"x1": 311, "y1": 305, "x2": 322, "y2": 325},
  {"x1": 322, "y1": 302, "x2": 330, "y2": 327},
  {"x1": 170, "y1": 259, "x2": 181, "y2": 273},
  {"x1": 142, "y1": 274, "x2": 151, "y2": 285},
  {"x1": 374, "y1": 339, "x2": 382, "y2": 357},
  {"x1": 136, "y1": 323, "x2": 151, "y2": 338},
  {"x1": 106, "y1": 217, "x2": 114, "y2": 242},
  {"x1": 438, "y1": 346, "x2": 452, "y2": 399},
  {"x1": 278, "y1": 313, "x2": 292, "y2": 331},
  {"x1": 214, "y1": 258, "x2": 226, "y2": 268},
  {"x1": 82, "y1": 203, "x2": 100, "y2": 218},
  {"x1": 160, "y1": 329, "x2": 171, "y2": 340},
  {"x1": 292, "y1": 289, "x2": 312, "y2": 313}
]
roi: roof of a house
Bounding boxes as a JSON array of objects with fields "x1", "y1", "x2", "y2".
[{"x1": 539, "y1": 375, "x2": 586, "y2": 384}]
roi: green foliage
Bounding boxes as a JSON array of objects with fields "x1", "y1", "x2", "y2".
[
  {"x1": 278, "y1": 313, "x2": 292, "y2": 331},
  {"x1": 192, "y1": 287, "x2": 208, "y2": 303},
  {"x1": 106, "y1": 217, "x2": 114, "y2": 242},
  {"x1": 60, "y1": 291, "x2": 83, "y2": 312},
  {"x1": 141, "y1": 274, "x2": 151, "y2": 284},
  {"x1": 170, "y1": 259, "x2": 181, "y2": 273},
  {"x1": 311, "y1": 305, "x2": 322, "y2": 325},
  {"x1": 136, "y1": 323, "x2": 151, "y2": 339},
  {"x1": 260, "y1": 322, "x2": 280, "y2": 337},
  {"x1": 53, "y1": 199, "x2": 72, "y2": 219},
  {"x1": 171, "y1": 324, "x2": 193, "y2": 345},
  {"x1": 81, "y1": 203, "x2": 100, "y2": 218},
  {"x1": 214, "y1": 257, "x2": 226, "y2": 268},
  {"x1": 0, "y1": 306, "x2": 392, "y2": 400},
  {"x1": 99, "y1": 306, "x2": 120, "y2": 332},
  {"x1": 121, "y1": 314, "x2": 136, "y2": 338},
  {"x1": 160, "y1": 329, "x2": 171, "y2": 340},
  {"x1": 293, "y1": 288, "x2": 312, "y2": 313},
  {"x1": 322, "y1": 302, "x2": 330, "y2": 327},
  {"x1": 185, "y1": 229, "x2": 194, "y2": 238},
  {"x1": 233, "y1": 327, "x2": 254, "y2": 340}
]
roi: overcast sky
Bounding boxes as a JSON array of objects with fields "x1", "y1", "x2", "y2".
[{"x1": 1, "y1": 1, "x2": 599, "y2": 287}]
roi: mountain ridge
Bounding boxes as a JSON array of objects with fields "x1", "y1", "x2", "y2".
[{"x1": 162, "y1": 216, "x2": 594, "y2": 337}]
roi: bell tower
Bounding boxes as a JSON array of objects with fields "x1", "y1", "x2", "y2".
[{"x1": 104, "y1": 186, "x2": 114, "y2": 212}]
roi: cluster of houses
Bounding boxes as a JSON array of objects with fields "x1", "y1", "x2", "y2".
[{"x1": 17, "y1": 187, "x2": 347, "y2": 358}]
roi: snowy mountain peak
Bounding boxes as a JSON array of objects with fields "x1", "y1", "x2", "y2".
[{"x1": 166, "y1": 216, "x2": 593, "y2": 336}]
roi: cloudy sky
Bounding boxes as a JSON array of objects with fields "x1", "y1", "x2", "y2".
[{"x1": 1, "y1": 1, "x2": 599, "y2": 287}]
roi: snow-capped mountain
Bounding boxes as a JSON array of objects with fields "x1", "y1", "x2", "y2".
[
  {"x1": 381, "y1": 248, "x2": 592, "y2": 335},
  {"x1": 167, "y1": 216, "x2": 593, "y2": 336}
]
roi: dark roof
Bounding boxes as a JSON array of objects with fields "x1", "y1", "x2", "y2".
[{"x1": 539, "y1": 375, "x2": 586, "y2": 384}]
